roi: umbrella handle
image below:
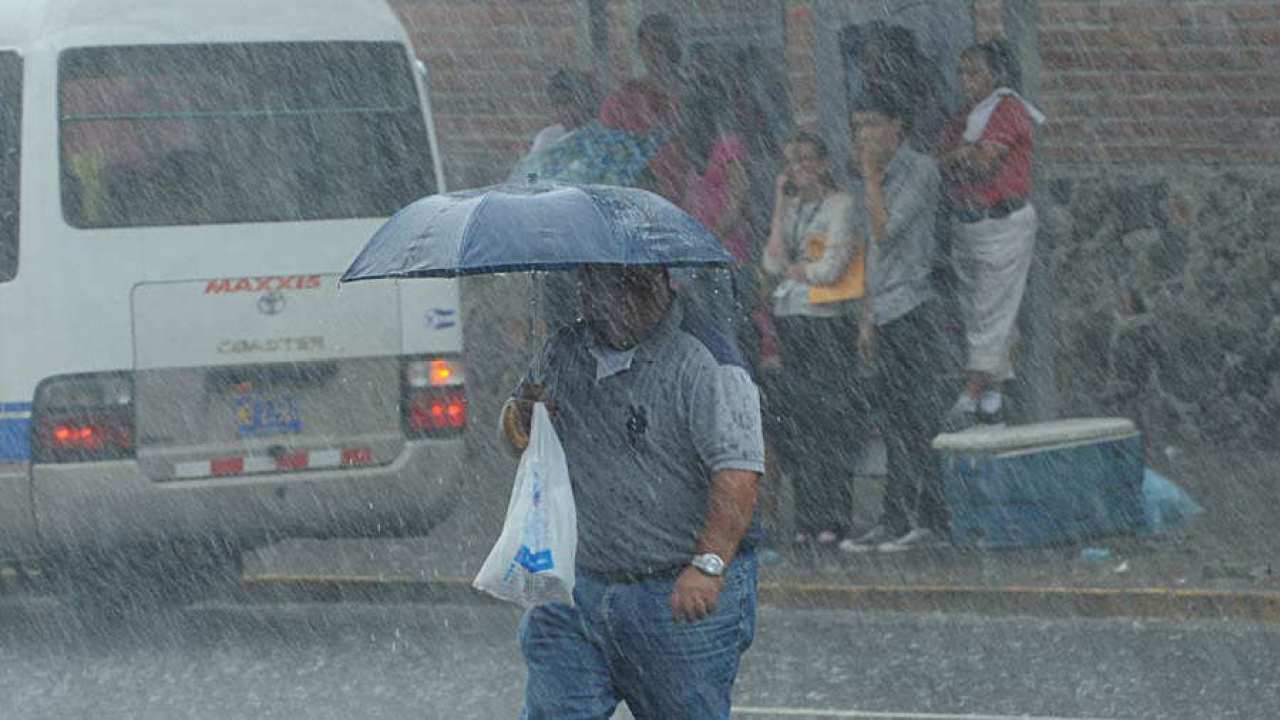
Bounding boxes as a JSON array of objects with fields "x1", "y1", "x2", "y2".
[{"x1": 529, "y1": 270, "x2": 544, "y2": 384}]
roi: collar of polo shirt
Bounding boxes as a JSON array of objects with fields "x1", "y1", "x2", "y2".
[{"x1": 580, "y1": 296, "x2": 683, "y2": 368}]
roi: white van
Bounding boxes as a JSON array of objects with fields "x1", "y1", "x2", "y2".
[{"x1": 0, "y1": 0, "x2": 465, "y2": 590}]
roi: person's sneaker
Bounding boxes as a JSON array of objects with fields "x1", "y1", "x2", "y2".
[
  {"x1": 877, "y1": 527, "x2": 946, "y2": 553},
  {"x1": 793, "y1": 531, "x2": 813, "y2": 546},
  {"x1": 838, "y1": 525, "x2": 892, "y2": 553},
  {"x1": 977, "y1": 391, "x2": 1005, "y2": 426},
  {"x1": 816, "y1": 530, "x2": 840, "y2": 546}
]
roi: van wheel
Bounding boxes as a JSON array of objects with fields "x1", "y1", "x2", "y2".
[{"x1": 50, "y1": 542, "x2": 244, "y2": 618}]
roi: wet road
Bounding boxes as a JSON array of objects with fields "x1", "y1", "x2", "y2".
[{"x1": 1, "y1": 592, "x2": 1276, "y2": 720}]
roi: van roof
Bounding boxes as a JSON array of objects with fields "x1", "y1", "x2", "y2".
[{"x1": 0, "y1": 0, "x2": 410, "y2": 50}]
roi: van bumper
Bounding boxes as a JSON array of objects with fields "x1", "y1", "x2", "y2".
[{"x1": 30, "y1": 439, "x2": 465, "y2": 553}]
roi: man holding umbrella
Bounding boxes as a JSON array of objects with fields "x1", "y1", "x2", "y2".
[
  {"x1": 501, "y1": 263, "x2": 765, "y2": 719},
  {"x1": 342, "y1": 181, "x2": 766, "y2": 718}
]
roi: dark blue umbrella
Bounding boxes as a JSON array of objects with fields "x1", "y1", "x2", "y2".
[{"x1": 341, "y1": 182, "x2": 733, "y2": 282}]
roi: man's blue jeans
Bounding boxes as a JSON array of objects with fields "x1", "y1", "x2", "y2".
[{"x1": 518, "y1": 551, "x2": 758, "y2": 720}]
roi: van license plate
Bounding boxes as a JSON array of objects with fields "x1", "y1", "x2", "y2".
[{"x1": 235, "y1": 392, "x2": 303, "y2": 437}]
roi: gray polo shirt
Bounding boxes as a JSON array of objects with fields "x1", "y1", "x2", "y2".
[
  {"x1": 516, "y1": 300, "x2": 766, "y2": 576},
  {"x1": 852, "y1": 144, "x2": 941, "y2": 326}
]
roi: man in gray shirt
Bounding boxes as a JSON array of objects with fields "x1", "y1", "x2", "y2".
[
  {"x1": 842, "y1": 85, "x2": 956, "y2": 554},
  {"x1": 501, "y1": 263, "x2": 765, "y2": 719}
]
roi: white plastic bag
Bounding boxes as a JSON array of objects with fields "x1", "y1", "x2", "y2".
[{"x1": 473, "y1": 402, "x2": 577, "y2": 607}]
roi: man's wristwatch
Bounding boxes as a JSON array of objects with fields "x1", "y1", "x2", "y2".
[{"x1": 690, "y1": 553, "x2": 727, "y2": 577}]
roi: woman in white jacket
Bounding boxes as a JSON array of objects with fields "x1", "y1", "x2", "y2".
[{"x1": 762, "y1": 132, "x2": 869, "y2": 547}]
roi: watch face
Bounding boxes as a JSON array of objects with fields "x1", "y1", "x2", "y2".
[{"x1": 694, "y1": 554, "x2": 725, "y2": 575}]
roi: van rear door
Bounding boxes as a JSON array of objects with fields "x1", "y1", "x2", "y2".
[
  {"x1": 131, "y1": 275, "x2": 412, "y2": 480},
  {"x1": 55, "y1": 41, "x2": 449, "y2": 480}
]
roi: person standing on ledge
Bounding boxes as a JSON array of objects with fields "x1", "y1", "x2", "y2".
[{"x1": 938, "y1": 39, "x2": 1046, "y2": 430}]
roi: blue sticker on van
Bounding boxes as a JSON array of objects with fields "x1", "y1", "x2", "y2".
[
  {"x1": 0, "y1": 403, "x2": 33, "y2": 461},
  {"x1": 424, "y1": 307, "x2": 458, "y2": 331}
]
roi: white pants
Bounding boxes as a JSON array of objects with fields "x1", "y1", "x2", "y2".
[{"x1": 952, "y1": 203, "x2": 1037, "y2": 381}]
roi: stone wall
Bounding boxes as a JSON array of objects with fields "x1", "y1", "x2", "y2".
[
  {"x1": 1042, "y1": 170, "x2": 1280, "y2": 449},
  {"x1": 1032, "y1": 1, "x2": 1280, "y2": 447}
]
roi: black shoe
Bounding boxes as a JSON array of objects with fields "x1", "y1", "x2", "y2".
[{"x1": 976, "y1": 405, "x2": 1005, "y2": 426}]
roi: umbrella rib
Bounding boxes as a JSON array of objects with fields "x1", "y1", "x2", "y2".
[
  {"x1": 452, "y1": 191, "x2": 495, "y2": 274},
  {"x1": 580, "y1": 186, "x2": 629, "y2": 266}
]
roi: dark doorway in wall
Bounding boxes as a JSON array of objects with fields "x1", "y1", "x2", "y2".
[
  {"x1": 812, "y1": 0, "x2": 971, "y2": 185},
  {"x1": 838, "y1": 20, "x2": 957, "y2": 156}
]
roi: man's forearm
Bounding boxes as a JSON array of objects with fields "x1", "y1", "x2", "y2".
[
  {"x1": 695, "y1": 468, "x2": 759, "y2": 565},
  {"x1": 864, "y1": 172, "x2": 888, "y2": 245},
  {"x1": 765, "y1": 196, "x2": 788, "y2": 271}
]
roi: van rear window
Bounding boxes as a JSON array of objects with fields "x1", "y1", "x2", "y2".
[
  {"x1": 59, "y1": 42, "x2": 435, "y2": 228},
  {"x1": 0, "y1": 51, "x2": 20, "y2": 280}
]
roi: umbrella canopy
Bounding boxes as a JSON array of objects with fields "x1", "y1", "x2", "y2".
[
  {"x1": 510, "y1": 120, "x2": 665, "y2": 187},
  {"x1": 341, "y1": 182, "x2": 733, "y2": 282}
]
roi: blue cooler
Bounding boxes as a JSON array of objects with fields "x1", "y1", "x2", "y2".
[{"x1": 933, "y1": 418, "x2": 1144, "y2": 549}]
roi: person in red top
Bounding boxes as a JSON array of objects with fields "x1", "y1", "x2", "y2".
[
  {"x1": 682, "y1": 45, "x2": 752, "y2": 265},
  {"x1": 598, "y1": 13, "x2": 690, "y2": 204},
  {"x1": 938, "y1": 39, "x2": 1046, "y2": 430}
]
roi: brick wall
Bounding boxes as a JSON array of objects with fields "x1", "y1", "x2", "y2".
[
  {"x1": 393, "y1": 1, "x2": 1280, "y2": 185},
  {"x1": 393, "y1": 1, "x2": 588, "y2": 188},
  {"x1": 972, "y1": 0, "x2": 1005, "y2": 42},
  {"x1": 1036, "y1": 1, "x2": 1280, "y2": 169},
  {"x1": 783, "y1": 2, "x2": 819, "y2": 130},
  {"x1": 602, "y1": 0, "x2": 638, "y2": 88}
]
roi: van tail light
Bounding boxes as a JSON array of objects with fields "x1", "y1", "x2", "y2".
[
  {"x1": 401, "y1": 357, "x2": 466, "y2": 437},
  {"x1": 32, "y1": 371, "x2": 135, "y2": 463},
  {"x1": 407, "y1": 389, "x2": 468, "y2": 432}
]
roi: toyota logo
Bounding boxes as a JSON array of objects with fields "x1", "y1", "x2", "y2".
[{"x1": 257, "y1": 291, "x2": 287, "y2": 316}]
